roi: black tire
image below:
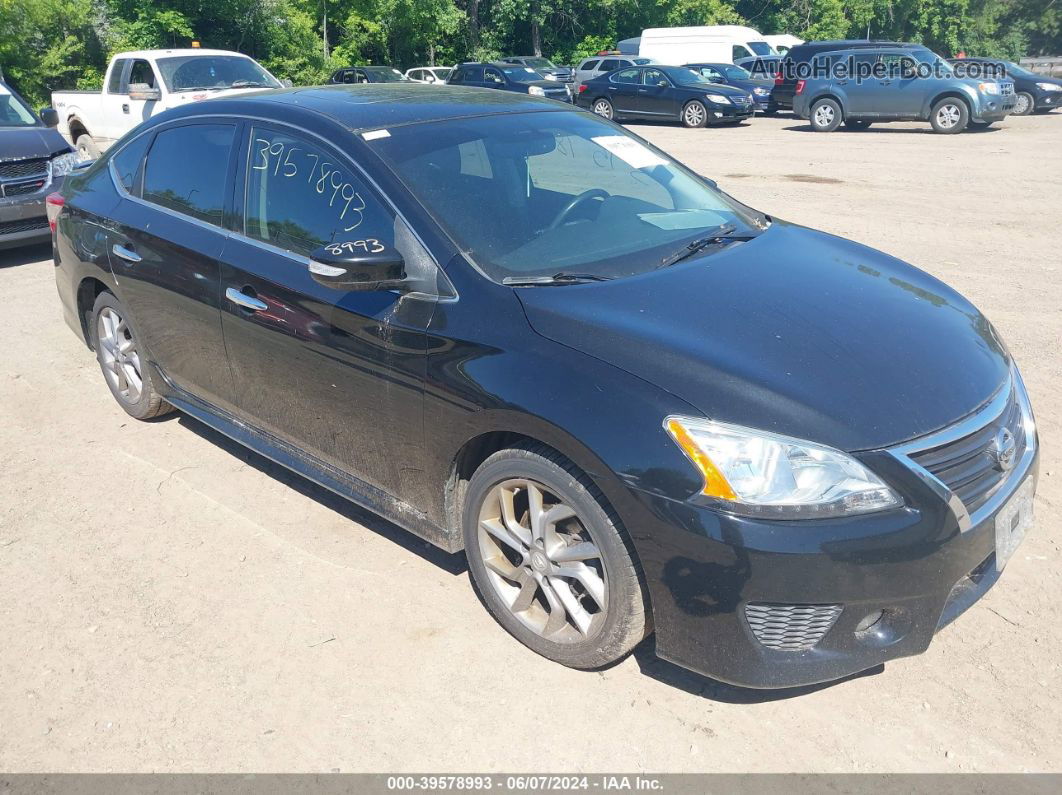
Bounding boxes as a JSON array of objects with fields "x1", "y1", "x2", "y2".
[
  {"x1": 930, "y1": 97, "x2": 969, "y2": 133},
  {"x1": 808, "y1": 98, "x2": 842, "y2": 132},
  {"x1": 90, "y1": 292, "x2": 173, "y2": 420},
  {"x1": 75, "y1": 133, "x2": 100, "y2": 160},
  {"x1": 1013, "y1": 91, "x2": 1035, "y2": 116},
  {"x1": 844, "y1": 119, "x2": 872, "y2": 130},
  {"x1": 591, "y1": 98, "x2": 613, "y2": 120},
  {"x1": 463, "y1": 443, "x2": 650, "y2": 669},
  {"x1": 681, "y1": 100, "x2": 708, "y2": 128}
]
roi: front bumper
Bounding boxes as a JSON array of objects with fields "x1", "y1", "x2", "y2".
[
  {"x1": 629, "y1": 376, "x2": 1039, "y2": 689},
  {"x1": 0, "y1": 175, "x2": 63, "y2": 250},
  {"x1": 1035, "y1": 91, "x2": 1062, "y2": 109},
  {"x1": 708, "y1": 102, "x2": 754, "y2": 123},
  {"x1": 974, "y1": 95, "x2": 1016, "y2": 121}
]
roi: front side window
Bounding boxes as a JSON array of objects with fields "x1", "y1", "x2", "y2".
[
  {"x1": 485, "y1": 68, "x2": 506, "y2": 84},
  {"x1": 643, "y1": 69, "x2": 669, "y2": 86},
  {"x1": 244, "y1": 127, "x2": 393, "y2": 257},
  {"x1": 128, "y1": 60, "x2": 156, "y2": 89},
  {"x1": 367, "y1": 111, "x2": 762, "y2": 281},
  {"x1": 142, "y1": 124, "x2": 235, "y2": 225},
  {"x1": 732, "y1": 45, "x2": 749, "y2": 61},
  {"x1": 747, "y1": 41, "x2": 773, "y2": 56}
]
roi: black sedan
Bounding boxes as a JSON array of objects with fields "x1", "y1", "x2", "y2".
[
  {"x1": 950, "y1": 58, "x2": 1062, "y2": 115},
  {"x1": 684, "y1": 62, "x2": 776, "y2": 113},
  {"x1": 329, "y1": 65, "x2": 411, "y2": 84},
  {"x1": 576, "y1": 65, "x2": 754, "y2": 127},
  {"x1": 50, "y1": 85, "x2": 1038, "y2": 689},
  {"x1": 447, "y1": 62, "x2": 571, "y2": 102}
]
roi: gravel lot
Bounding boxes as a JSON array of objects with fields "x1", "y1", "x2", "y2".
[{"x1": 1, "y1": 112, "x2": 1060, "y2": 773}]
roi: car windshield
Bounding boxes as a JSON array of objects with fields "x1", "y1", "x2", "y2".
[
  {"x1": 521, "y1": 58, "x2": 556, "y2": 69},
  {"x1": 748, "y1": 41, "x2": 774, "y2": 56},
  {"x1": 157, "y1": 55, "x2": 281, "y2": 92},
  {"x1": 430, "y1": 68, "x2": 453, "y2": 80},
  {"x1": 743, "y1": 58, "x2": 779, "y2": 77},
  {"x1": 367, "y1": 111, "x2": 764, "y2": 282},
  {"x1": 1005, "y1": 62, "x2": 1039, "y2": 79},
  {"x1": 364, "y1": 67, "x2": 410, "y2": 82},
  {"x1": 0, "y1": 86, "x2": 38, "y2": 127},
  {"x1": 721, "y1": 65, "x2": 752, "y2": 80},
  {"x1": 502, "y1": 67, "x2": 547, "y2": 83},
  {"x1": 670, "y1": 68, "x2": 714, "y2": 85}
]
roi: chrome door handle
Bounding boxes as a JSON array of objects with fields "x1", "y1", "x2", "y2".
[
  {"x1": 112, "y1": 244, "x2": 141, "y2": 263},
  {"x1": 225, "y1": 287, "x2": 268, "y2": 312}
]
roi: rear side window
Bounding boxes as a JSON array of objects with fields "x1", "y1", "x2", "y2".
[
  {"x1": 465, "y1": 66, "x2": 484, "y2": 81},
  {"x1": 243, "y1": 127, "x2": 393, "y2": 257},
  {"x1": 107, "y1": 60, "x2": 128, "y2": 93},
  {"x1": 111, "y1": 133, "x2": 153, "y2": 194},
  {"x1": 611, "y1": 68, "x2": 641, "y2": 84},
  {"x1": 143, "y1": 124, "x2": 235, "y2": 225},
  {"x1": 581, "y1": 60, "x2": 599, "y2": 71}
]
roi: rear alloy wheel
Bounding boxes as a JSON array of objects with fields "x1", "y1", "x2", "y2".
[
  {"x1": 592, "y1": 98, "x2": 614, "y2": 120},
  {"x1": 464, "y1": 445, "x2": 649, "y2": 669},
  {"x1": 91, "y1": 292, "x2": 172, "y2": 420},
  {"x1": 930, "y1": 98, "x2": 969, "y2": 133},
  {"x1": 809, "y1": 98, "x2": 842, "y2": 132},
  {"x1": 1013, "y1": 92, "x2": 1034, "y2": 116},
  {"x1": 681, "y1": 100, "x2": 708, "y2": 128}
]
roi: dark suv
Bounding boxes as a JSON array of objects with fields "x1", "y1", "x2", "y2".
[
  {"x1": 773, "y1": 40, "x2": 915, "y2": 111},
  {"x1": 447, "y1": 62, "x2": 571, "y2": 102},
  {"x1": 1, "y1": 80, "x2": 79, "y2": 249},
  {"x1": 500, "y1": 56, "x2": 573, "y2": 84},
  {"x1": 329, "y1": 66, "x2": 410, "y2": 84},
  {"x1": 794, "y1": 47, "x2": 1016, "y2": 133}
]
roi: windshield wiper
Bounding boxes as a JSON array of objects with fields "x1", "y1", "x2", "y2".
[
  {"x1": 502, "y1": 272, "x2": 612, "y2": 286},
  {"x1": 658, "y1": 224, "x2": 755, "y2": 268}
]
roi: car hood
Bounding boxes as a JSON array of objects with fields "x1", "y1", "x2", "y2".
[
  {"x1": 516, "y1": 222, "x2": 1010, "y2": 452},
  {"x1": 678, "y1": 82, "x2": 749, "y2": 97},
  {"x1": 0, "y1": 126, "x2": 71, "y2": 160},
  {"x1": 727, "y1": 78, "x2": 772, "y2": 92}
]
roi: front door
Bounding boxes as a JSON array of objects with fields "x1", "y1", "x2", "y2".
[
  {"x1": 106, "y1": 121, "x2": 238, "y2": 411},
  {"x1": 219, "y1": 123, "x2": 434, "y2": 501},
  {"x1": 633, "y1": 68, "x2": 674, "y2": 116},
  {"x1": 877, "y1": 53, "x2": 923, "y2": 117}
]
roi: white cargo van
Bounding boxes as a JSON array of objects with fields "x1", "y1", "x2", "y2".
[
  {"x1": 764, "y1": 34, "x2": 804, "y2": 55},
  {"x1": 639, "y1": 25, "x2": 775, "y2": 65}
]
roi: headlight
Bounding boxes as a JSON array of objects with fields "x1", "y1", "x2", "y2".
[
  {"x1": 50, "y1": 151, "x2": 83, "y2": 176},
  {"x1": 979, "y1": 82, "x2": 1000, "y2": 95},
  {"x1": 664, "y1": 416, "x2": 902, "y2": 519},
  {"x1": 705, "y1": 93, "x2": 732, "y2": 104},
  {"x1": 753, "y1": 87, "x2": 769, "y2": 96},
  {"x1": 544, "y1": 74, "x2": 557, "y2": 81},
  {"x1": 1037, "y1": 82, "x2": 1062, "y2": 92},
  {"x1": 528, "y1": 85, "x2": 546, "y2": 96}
]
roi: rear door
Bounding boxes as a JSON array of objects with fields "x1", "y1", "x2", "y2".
[
  {"x1": 607, "y1": 68, "x2": 643, "y2": 113},
  {"x1": 219, "y1": 123, "x2": 434, "y2": 500},
  {"x1": 838, "y1": 52, "x2": 881, "y2": 116},
  {"x1": 106, "y1": 121, "x2": 238, "y2": 411}
]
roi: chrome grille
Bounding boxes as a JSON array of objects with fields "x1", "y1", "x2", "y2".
[
  {"x1": 0, "y1": 157, "x2": 49, "y2": 181},
  {"x1": 745, "y1": 603, "x2": 843, "y2": 650},
  {"x1": 907, "y1": 386, "x2": 1026, "y2": 516}
]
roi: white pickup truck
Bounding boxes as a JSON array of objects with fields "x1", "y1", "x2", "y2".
[{"x1": 51, "y1": 48, "x2": 285, "y2": 158}]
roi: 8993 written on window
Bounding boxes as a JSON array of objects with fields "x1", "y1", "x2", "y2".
[{"x1": 244, "y1": 127, "x2": 393, "y2": 257}]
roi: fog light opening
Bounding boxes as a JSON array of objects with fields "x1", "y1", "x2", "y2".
[{"x1": 855, "y1": 609, "x2": 885, "y2": 634}]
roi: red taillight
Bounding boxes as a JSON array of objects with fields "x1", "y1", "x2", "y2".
[
  {"x1": 578, "y1": 84, "x2": 588, "y2": 93},
  {"x1": 774, "y1": 73, "x2": 784, "y2": 86},
  {"x1": 795, "y1": 79, "x2": 806, "y2": 95},
  {"x1": 46, "y1": 192, "x2": 65, "y2": 234}
]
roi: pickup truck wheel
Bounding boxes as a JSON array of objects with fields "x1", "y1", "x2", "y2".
[
  {"x1": 844, "y1": 119, "x2": 872, "y2": 130},
  {"x1": 809, "y1": 99, "x2": 842, "y2": 132},
  {"x1": 90, "y1": 292, "x2": 173, "y2": 421},
  {"x1": 1013, "y1": 92, "x2": 1034, "y2": 116},
  {"x1": 463, "y1": 444, "x2": 650, "y2": 669},
  {"x1": 75, "y1": 134, "x2": 100, "y2": 160},
  {"x1": 930, "y1": 99, "x2": 969, "y2": 133}
]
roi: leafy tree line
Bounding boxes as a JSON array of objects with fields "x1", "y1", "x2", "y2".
[{"x1": 1, "y1": 0, "x2": 1059, "y2": 107}]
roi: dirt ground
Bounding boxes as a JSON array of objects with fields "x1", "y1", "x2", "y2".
[{"x1": 1, "y1": 112, "x2": 1060, "y2": 773}]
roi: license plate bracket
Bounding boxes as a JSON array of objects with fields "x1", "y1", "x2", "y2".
[{"x1": 995, "y1": 477, "x2": 1034, "y2": 571}]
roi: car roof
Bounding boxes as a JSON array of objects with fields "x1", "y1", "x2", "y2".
[
  {"x1": 113, "y1": 49, "x2": 250, "y2": 59},
  {"x1": 161, "y1": 84, "x2": 571, "y2": 132}
]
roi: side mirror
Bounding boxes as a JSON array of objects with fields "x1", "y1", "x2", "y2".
[
  {"x1": 281, "y1": 78, "x2": 293, "y2": 88},
  {"x1": 656, "y1": 79, "x2": 669, "y2": 87},
  {"x1": 308, "y1": 241, "x2": 407, "y2": 291},
  {"x1": 39, "y1": 107, "x2": 59, "y2": 127},
  {"x1": 128, "y1": 83, "x2": 161, "y2": 101}
]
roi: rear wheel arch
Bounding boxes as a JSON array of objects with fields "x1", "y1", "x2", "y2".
[{"x1": 76, "y1": 277, "x2": 113, "y2": 346}]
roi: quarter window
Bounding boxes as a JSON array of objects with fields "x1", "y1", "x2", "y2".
[
  {"x1": 142, "y1": 124, "x2": 235, "y2": 225},
  {"x1": 111, "y1": 133, "x2": 153, "y2": 194},
  {"x1": 243, "y1": 127, "x2": 393, "y2": 257}
]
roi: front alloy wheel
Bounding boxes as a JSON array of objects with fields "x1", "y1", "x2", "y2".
[
  {"x1": 682, "y1": 101, "x2": 708, "y2": 128},
  {"x1": 463, "y1": 444, "x2": 649, "y2": 669},
  {"x1": 931, "y1": 98, "x2": 969, "y2": 133}
]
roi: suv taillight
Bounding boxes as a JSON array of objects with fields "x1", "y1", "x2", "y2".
[
  {"x1": 578, "y1": 84, "x2": 588, "y2": 93},
  {"x1": 795, "y1": 79, "x2": 806, "y2": 95},
  {"x1": 46, "y1": 192, "x2": 65, "y2": 233},
  {"x1": 775, "y1": 73, "x2": 784, "y2": 86}
]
